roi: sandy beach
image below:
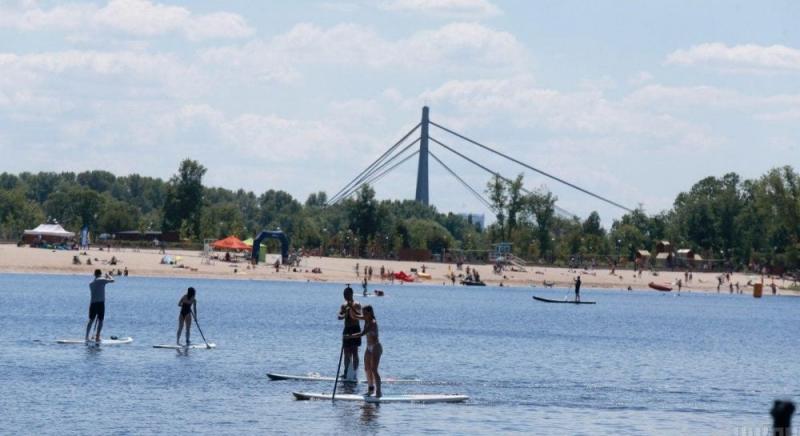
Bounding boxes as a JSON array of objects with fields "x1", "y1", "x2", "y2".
[{"x1": 0, "y1": 244, "x2": 795, "y2": 296}]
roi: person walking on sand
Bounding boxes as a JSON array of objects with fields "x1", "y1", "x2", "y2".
[
  {"x1": 338, "y1": 286, "x2": 362, "y2": 381},
  {"x1": 176, "y1": 287, "x2": 197, "y2": 345},
  {"x1": 345, "y1": 305, "x2": 382, "y2": 397},
  {"x1": 574, "y1": 275, "x2": 582, "y2": 302},
  {"x1": 86, "y1": 269, "x2": 114, "y2": 342}
]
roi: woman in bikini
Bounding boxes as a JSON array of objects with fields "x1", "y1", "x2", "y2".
[
  {"x1": 176, "y1": 287, "x2": 197, "y2": 345},
  {"x1": 346, "y1": 305, "x2": 382, "y2": 397}
]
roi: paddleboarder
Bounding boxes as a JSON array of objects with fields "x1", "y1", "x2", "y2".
[
  {"x1": 176, "y1": 287, "x2": 197, "y2": 345},
  {"x1": 86, "y1": 269, "x2": 114, "y2": 342},
  {"x1": 574, "y1": 275, "x2": 582, "y2": 302},
  {"x1": 345, "y1": 305, "x2": 382, "y2": 397},
  {"x1": 337, "y1": 285, "x2": 362, "y2": 382}
]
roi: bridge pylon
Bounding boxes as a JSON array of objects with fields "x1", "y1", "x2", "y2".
[{"x1": 415, "y1": 106, "x2": 430, "y2": 205}]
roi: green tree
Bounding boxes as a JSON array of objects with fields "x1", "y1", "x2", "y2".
[
  {"x1": 346, "y1": 185, "x2": 379, "y2": 256},
  {"x1": 486, "y1": 174, "x2": 508, "y2": 242},
  {"x1": 0, "y1": 187, "x2": 45, "y2": 239},
  {"x1": 97, "y1": 198, "x2": 140, "y2": 233},
  {"x1": 42, "y1": 185, "x2": 103, "y2": 230},
  {"x1": 162, "y1": 159, "x2": 207, "y2": 238},
  {"x1": 526, "y1": 190, "x2": 556, "y2": 260}
]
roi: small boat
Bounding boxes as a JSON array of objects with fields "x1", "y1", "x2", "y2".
[
  {"x1": 394, "y1": 271, "x2": 415, "y2": 282},
  {"x1": 542, "y1": 280, "x2": 555, "y2": 288},
  {"x1": 416, "y1": 272, "x2": 432, "y2": 280},
  {"x1": 648, "y1": 282, "x2": 672, "y2": 292},
  {"x1": 533, "y1": 296, "x2": 596, "y2": 304},
  {"x1": 461, "y1": 280, "x2": 486, "y2": 286}
]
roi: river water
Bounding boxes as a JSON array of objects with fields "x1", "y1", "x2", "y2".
[{"x1": 1, "y1": 273, "x2": 797, "y2": 435}]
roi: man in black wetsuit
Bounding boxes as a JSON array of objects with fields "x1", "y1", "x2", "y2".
[
  {"x1": 574, "y1": 275, "x2": 582, "y2": 302},
  {"x1": 337, "y1": 286, "x2": 362, "y2": 381},
  {"x1": 86, "y1": 269, "x2": 114, "y2": 342}
]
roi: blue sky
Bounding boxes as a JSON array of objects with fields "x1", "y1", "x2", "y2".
[{"x1": 1, "y1": 0, "x2": 798, "y2": 226}]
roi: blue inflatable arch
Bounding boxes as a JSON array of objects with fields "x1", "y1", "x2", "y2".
[{"x1": 251, "y1": 231, "x2": 289, "y2": 264}]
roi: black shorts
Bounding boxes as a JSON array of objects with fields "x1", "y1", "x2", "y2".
[
  {"x1": 343, "y1": 324, "x2": 361, "y2": 348},
  {"x1": 89, "y1": 302, "x2": 105, "y2": 321}
]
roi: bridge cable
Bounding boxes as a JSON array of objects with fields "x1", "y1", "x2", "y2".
[
  {"x1": 339, "y1": 150, "x2": 421, "y2": 201},
  {"x1": 430, "y1": 136, "x2": 575, "y2": 218},
  {"x1": 331, "y1": 137, "x2": 421, "y2": 204},
  {"x1": 428, "y1": 151, "x2": 493, "y2": 211},
  {"x1": 430, "y1": 121, "x2": 633, "y2": 212},
  {"x1": 327, "y1": 123, "x2": 421, "y2": 205}
]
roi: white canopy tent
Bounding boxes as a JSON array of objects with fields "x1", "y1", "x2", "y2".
[{"x1": 23, "y1": 224, "x2": 75, "y2": 239}]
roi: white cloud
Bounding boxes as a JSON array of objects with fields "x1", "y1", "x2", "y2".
[
  {"x1": 666, "y1": 43, "x2": 800, "y2": 73},
  {"x1": 416, "y1": 77, "x2": 723, "y2": 150},
  {"x1": 0, "y1": 0, "x2": 253, "y2": 40},
  {"x1": 623, "y1": 84, "x2": 746, "y2": 109},
  {"x1": 0, "y1": 49, "x2": 204, "y2": 98},
  {"x1": 380, "y1": 0, "x2": 501, "y2": 18},
  {"x1": 754, "y1": 109, "x2": 800, "y2": 122},
  {"x1": 201, "y1": 22, "x2": 527, "y2": 83},
  {"x1": 628, "y1": 71, "x2": 653, "y2": 86}
]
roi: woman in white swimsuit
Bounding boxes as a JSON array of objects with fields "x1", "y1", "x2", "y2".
[{"x1": 346, "y1": 305, "x2": 382, "y2": 397}]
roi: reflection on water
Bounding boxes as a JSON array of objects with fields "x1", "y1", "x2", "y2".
[{"x1": 359, "y1": 403, "x2": 380, "y2": 426}]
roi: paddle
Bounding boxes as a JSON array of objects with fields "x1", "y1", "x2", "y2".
[
  {"x1": 332, "y1": 342, "x2": 345, "y2": 403},
  {"x1": 193, "y1": 312, "x2": 211, "y2": 349}
]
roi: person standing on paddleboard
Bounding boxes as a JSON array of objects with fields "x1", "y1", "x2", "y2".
[
  {"x1": 338, "y1": 285, "x2": 362, "y2": 381},
  {"x1": 574, "y1": 275, "x2": 582, "y2": 302},
  {"x1": 345, "y1": 305, "x2": 382, "y2": 397},
  {"x1": 176, "y1": 287, "x2": 197, "y2": 345},
  {"x1": 86, "y1": 269, "x2": 114, "y2": 342}
]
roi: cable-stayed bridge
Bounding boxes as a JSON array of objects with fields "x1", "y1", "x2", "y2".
[{"x1": 327, "y1": 107, "x2": 633, "y2": 218}]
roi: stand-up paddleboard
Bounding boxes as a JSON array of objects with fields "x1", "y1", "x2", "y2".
[
  {"x1": 533, "y1": 296, "x2": 596, "y2": 304},
  {"x1": 153, "y1": 343, "x2": 216, "y2": 349},
  {"x1": 267, "y1": 373, "x2": 419, "y2": 384},
  {"x1": 57, "y1": 337, "x2": 133, "y2": 346},
  {"x1": 292, "y1": 392, "x2": 468, "y2": 403}
]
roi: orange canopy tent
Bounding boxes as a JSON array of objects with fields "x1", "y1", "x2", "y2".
[{"x1": 212, "y1": 236, "x2": 251, "y2": 251}]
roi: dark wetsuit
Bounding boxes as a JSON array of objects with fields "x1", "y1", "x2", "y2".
[
  {"x1": 342, "y1": 304, "x2": 361, "y2": 348},
  {"x1": 89, "y1": 301, "x2": 105, "y2": 321},
  {"x1": 89, "y1": 278, "x2": 113, "y2": 320},
  {"x1": 575, "y1": 277, "x2": 581, "y2": 300},
  {"x1": 180, "y1": 298, "x2": 193, "y2": 318}
]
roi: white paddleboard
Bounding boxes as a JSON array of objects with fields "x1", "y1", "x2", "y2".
[
  {"x1": 267, "y1": 373, "x2": 419, "y2": 384},
  {"x1": 292, "y1": 392, "x2": 468, "y2": 403},
  {"x1": 57, "y1": 337, "x2": 133, "y2": 346},
  {"x1": 153, "y1": 343, "x2": 216, "y2": 349}
]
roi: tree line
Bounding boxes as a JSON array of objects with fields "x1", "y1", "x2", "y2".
[
  {"x1": 0, "y1": 159, "x2": 797, "y2": 271},
  {"x1": 483, "y1": 167, "x2": 800, "y2": 272}
]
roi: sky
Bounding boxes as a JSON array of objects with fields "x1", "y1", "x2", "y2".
[{"x1": 1, "y1": 0, "x2": 799, "y2": 227}]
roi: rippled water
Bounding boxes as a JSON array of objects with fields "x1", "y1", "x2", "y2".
[{"x1": 1, "y1": 273, "x2": 797, "y2": 435}]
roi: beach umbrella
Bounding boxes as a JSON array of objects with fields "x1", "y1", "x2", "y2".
[
  {"x1": 212, "y1": 236, "x2": 251, "y2": 251},
  {"x1": 242, "y1": 237, "x2": 267, "y2": 250}
]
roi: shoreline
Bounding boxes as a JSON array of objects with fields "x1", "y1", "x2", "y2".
[{"x1": 0, "y1": 244, "x2": 796, "y2": 296}]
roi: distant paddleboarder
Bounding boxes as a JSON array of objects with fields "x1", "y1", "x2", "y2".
[
  {"x1": 345, "y1": 305, "x2": 382, "y2": 397},
  {"x1": 574, "y1": 275, "x2": 582, "y2": 302},
  {"x1": 338, "y1": 286, "x2": 362, "y2": 381},
  {"x1": 86, "y1": 269, "x2": 114, "y2": 342},
  {"x1": 176, "y1": 287, "x2": 197, "y2": 345}
]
